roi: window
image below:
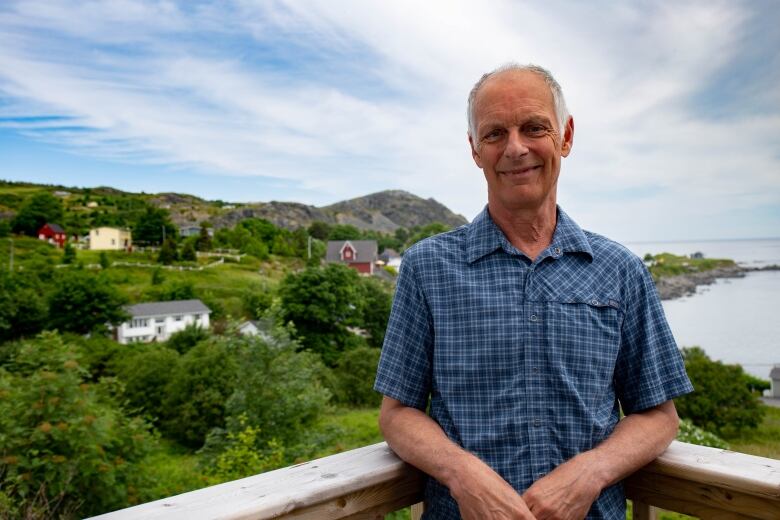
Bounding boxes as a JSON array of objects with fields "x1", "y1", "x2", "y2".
[
  {"x1": 155, "y1": 317, "x2": 164, "y2": 323},
  {"x1": 175, "y1": 315, "x2": 182, "y2": 321},
  {"x1": 111, "y1": 238, "x2": 116, "y2": 245},
  {"x1": 194, "y1": 314, "x2": 201, "y2": 320}
]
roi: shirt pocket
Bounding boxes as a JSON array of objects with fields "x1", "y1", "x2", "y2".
[{"x1": 544, "y1": 295, "x2": 622, "y2": 407}]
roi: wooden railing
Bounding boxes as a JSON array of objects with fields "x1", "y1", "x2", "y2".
[{"x1": 92, "y1": 441, "x2": 779, "y2": 519}]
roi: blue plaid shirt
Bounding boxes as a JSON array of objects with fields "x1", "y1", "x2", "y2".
[{"x1": 375, "y1": 206, "x2": 693, "y2": 519}]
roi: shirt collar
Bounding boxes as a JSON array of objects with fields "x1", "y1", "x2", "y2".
[{"x1": 465, "y1": 205, "x2": 593, "y2": 264}]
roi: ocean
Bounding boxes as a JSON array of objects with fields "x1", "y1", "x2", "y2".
[{"x1": 623, "y1": 238, "x2": 780, "y2": 380}]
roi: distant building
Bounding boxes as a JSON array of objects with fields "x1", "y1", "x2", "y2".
[
  {"x1": 179, "y1": 225, "x2": 213, "y2": 238},
  {"x1": 379, "y1": 248, "x2": 402, "y2": 269},
  {"x1": 116, "y1": 299, "x2": 211, "y2": 344},
  {"x1": 38, "y1": 223, "x2": 67, "y2": 248},
  {"x1": 770, "y1": 366, "x2": 780, "y2": 398},
  {"x1": 89, "y1": 227, "x2": 132, "y2": 251},
  {"x1": 691, "y1": 252, "x2": 705, "y2": 259},
  {"x1": 326, "y1": 240, "x2": 378, "y2": 275},
  {"x1": 86, "y1": 201, "x2": 99, "y2": 208}
]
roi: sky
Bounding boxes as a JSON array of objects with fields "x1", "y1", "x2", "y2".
[{"x1": 0, "y1": 0, "x2": 778, "y2": 242}]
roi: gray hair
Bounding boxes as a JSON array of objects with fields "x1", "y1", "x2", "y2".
[{"x1": 467, "y1": 63, "x2": 570, "y2": 144}]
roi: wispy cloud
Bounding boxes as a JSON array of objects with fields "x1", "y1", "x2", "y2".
[{"x1": 0, "y1": 0, "x2": 778, "y2": 240}]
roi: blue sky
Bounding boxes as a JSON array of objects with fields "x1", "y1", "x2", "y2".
[{"x1": 1, "y1": 0, "x2": 778, "y2": 241}]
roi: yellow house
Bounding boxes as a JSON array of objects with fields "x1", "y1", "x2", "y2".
[{"x1": 89, "y1": 227, "x2": 132, "y2": 250}]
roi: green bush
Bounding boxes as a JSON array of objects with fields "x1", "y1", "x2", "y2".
[
  {"x1": 0, "y1": 333, "x2": 155, "y2": 518},
  {"x1": 332, "y1": 346, "x2": 382, "y2": 406},
  {"x1": 114, "y1": 345, "x2": 180, "y2": 423},
  {"x1": 161, "y1": 340, "x2": 238, "y2": 448},
  {"x1": 165, "y1": 323, "x2": 209, "y2": 354},
  {"x1": 47, "y1": 270, "x2": 128, "y2": 335},
  {"x1": 676, "y1": 347, "x2": 765, "y2": 437},
  {"x1": 675, "y1": 418, "x2": 729, "y2": 449}
]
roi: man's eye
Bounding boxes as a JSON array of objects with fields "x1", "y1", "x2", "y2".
[
  {"x1": 482, "y1": 130, "x2": 504, "y2": 142},
  {"x1": 524, "y1": 125, "x2": 548, "y2": 137}
]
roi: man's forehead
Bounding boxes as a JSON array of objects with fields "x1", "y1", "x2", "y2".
[
  {"x1": 476, "y1": 69, "x2": 553, "y2": 106},
  {"x1": 473, "y1": 70, "x2": 555, "y2": 126}
]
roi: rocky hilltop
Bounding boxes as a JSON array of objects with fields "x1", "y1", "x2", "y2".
[{"x1": 211, "y1": 190, "x2": 468, "y2": 232}]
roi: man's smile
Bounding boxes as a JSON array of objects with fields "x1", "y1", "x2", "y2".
[{"x1": 498, "y1": 165, "x2": 542, "y2": 175}]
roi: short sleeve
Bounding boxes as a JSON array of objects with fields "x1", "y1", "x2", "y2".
[
  {"x1": 374, "y1": 252, "x2": 433, "y2": 410},
  {"x1": 614, "y1": 258, "x2": 693, "y2": 414}
]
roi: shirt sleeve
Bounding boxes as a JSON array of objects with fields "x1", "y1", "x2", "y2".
[
  {"x1": 614, "y1": 257, "x2": 694, "y2": 414},
  {"x1": 374, "y1": 250, "x2": 434, "y2": 410}
]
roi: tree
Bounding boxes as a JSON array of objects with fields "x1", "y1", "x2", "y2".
[
  {"x1": 278, "y1": 264, "x2": 364, "y2": 366},
  {"x1": 157, "y1": 238, "x2": 178, "y2": 265},
  {"x1": 99, "y1": 251, "x2": 110, "y2": 269},
  {"x1": 166, "y1": 323, "x2": 209, "y2": 354},
  {"x1": 161, "y1": 339, "x2": 238, "y2": 448},
  {"x1": 328, "y1": 224, "x2": 362, "y2": 241},
  {"x1": 10, "y1": 192, "x2": 64, "y2": 236},
  {"x1": 675, "y1": 347, "x2": 765, "y2": 437},
  {"x1": 0, "y1": 333, "x2": 154, "y2": 518},
  {"x1": 359, "y1": 277, "x2": 392, "y2": 348},
  {"x1": 180, "y1": 240, "x2": 197, "y2": 262},
  {"x1": 332, "y1": 346, "x2": 382, "y2": 406},
  {"x1": 62, "y1": 242, "x2": 76, "y2": 264},
  {"x1": 308, "y1": 221, "x2": 332, "y2": 240},
  {"x1": 0, "y1": 271, "x2": 48, "y2": 342},
  {"x1": 113, "y1": 344, "x2": 180, "y2": 423},
  {"x1": 195, "y1": 224, "x2": 212, "y2": 252},
  {"x1": 404, "y1": 222, "x2": 450, "y2": 249},
  {"x1": 133, "y1": 206, "x2": 176, "y2": 246},
  {"x1": 47, "y1": 271, "x2": 128, "y2": 335}
]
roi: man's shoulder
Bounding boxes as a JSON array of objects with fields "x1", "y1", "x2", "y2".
[
  {"x1": 583, "y1": 229, "x2": 644, "y2": 272},
  {"x1": 402, "y1": 224, "x2": 470, "y2": 266}
]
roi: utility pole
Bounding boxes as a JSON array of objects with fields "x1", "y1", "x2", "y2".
[{"x1": 308, "y1": 236, "x2": 312, "y2": 259}]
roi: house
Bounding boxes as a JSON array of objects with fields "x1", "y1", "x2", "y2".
[
  {"x1": 89, "y1": 227, "x2": 132, "y2": 251},
  {"x1": 180, "y1": 225, "x2": 213, "y2": 238},
  {"x1": 326, "y1": 240, "x2": 378, "y2": 274},
  {"x1": 38, "y1": 223, "x2": 67, "y2": 248},
  {"x1": 378, "y1": 248, "x2": 402, "y2": 269},
  {"x1": 238, "y1": 320, "x2": 272, "y2": 341},
  {"x1": 116, "y1": 299, "x2": 211, "y2": 344},
  {"x1": 770, "y1": 366, "x2": 780, "y2": 398}
]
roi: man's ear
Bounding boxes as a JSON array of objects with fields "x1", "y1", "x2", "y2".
[
  {"x1": 469, "y1": 134, "x2": 484, "y2": 168},
  {"x1": 561, "y1": 116, "x2": 574, "y2": 157}
]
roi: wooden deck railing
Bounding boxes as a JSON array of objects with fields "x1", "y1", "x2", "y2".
[{"x1": 92, "y1": 441, "x2": 780, "y2": 519}]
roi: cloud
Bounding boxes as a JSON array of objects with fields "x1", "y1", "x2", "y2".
[{"x1": 0, "y1": 0, "x2": 778, "y2": 240}]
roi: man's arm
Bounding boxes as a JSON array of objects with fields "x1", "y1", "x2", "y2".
[
  {"x1": 522, "y1": 400, "x2": 679, "y2": 520},
  {"x1": 379, "y1": 396, "x2": 537, "y2": 520}
]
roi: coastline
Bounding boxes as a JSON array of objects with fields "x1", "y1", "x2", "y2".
[{"x1": 656, "y1": 264, "x2": 780, "y2": 301}]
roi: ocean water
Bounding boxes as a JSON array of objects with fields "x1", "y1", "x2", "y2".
[{"x1": 623, "y1": 238, "x2": 780, "y2": 380}]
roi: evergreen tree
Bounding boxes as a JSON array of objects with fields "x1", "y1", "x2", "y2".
[
  {"x1": 133, "y1": 206, "x2": 176, "y2": 246},
  {"x1": 157, "y1": 238, "x2": 178, "y2": 265},
  {"x1": 11, "y1": 192, "x2": 64, "y2": 236},
  {"x1": 62, "y1": 242, "x2": 76, "y2": 264}
]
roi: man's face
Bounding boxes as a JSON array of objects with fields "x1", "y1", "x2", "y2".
[{"x1": 469, "y1": 70, "x2": 573, "y2": 214}]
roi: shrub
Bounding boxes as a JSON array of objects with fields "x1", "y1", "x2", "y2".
[
  {"x1": 676, "y1": 419, "x2": 729, "y2": 449},
  {"x1": 332, "y1": 346, "x2": 382, "y2": 406},
  {"x1": 165, "y1": 323, "x2": 209, "y2": 355},
  {"x1": 114, "y1": 345, "x2": 180, "y2": 423},
  {"x1": 676, "y1": 347, "x2": 765, "y2": 437},
  {"x1": 0, "y1": 333, "x2": 154, "y2": 518},
  {"x1": 47, "y1": 270, "x2": 128, "y2": 335},
  {"x1": 161, "y1": 340, "x2": 238, "y2": 448}
]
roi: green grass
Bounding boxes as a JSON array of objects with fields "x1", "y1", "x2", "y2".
[
  {"x1": 726, "y1": 405, "x2": 780, "y2": 459},
  {"x1": 646, "y1": 252, "x2": 735, "y2": 280}
]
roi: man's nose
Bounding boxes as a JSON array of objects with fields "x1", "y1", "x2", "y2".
[{"x1": 503, "y1": 129, "x2": 529, "y2": 159}]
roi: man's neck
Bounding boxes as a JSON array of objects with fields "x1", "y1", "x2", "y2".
[{"x1": 488, "y1": 199, "x2": 557, "y2": 261}]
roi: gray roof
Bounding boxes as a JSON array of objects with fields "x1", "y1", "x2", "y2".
[
  {"x1": 125, "y1": 299, "x2": 211, "y2": 318},
  {"x1": 770, "y1": 366, "x2": 780, "y2": 380},
  {"x1": 326, "y1": 240, "x2": 378, "y2": 263},
  {"x1": 379, "y1": 248, "x2": 401, "y2": 261}
]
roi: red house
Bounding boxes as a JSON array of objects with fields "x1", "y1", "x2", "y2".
[
  {"x1": 38, "y1": 223, "x2": 67, "y2": 248},
  {"x1": 326, "y1": 240, "x2": 378, "y2": 275}
]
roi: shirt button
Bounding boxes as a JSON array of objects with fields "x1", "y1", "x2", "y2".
[
  {"x1": 533, "y1": 418, "x2": 541, "y2": 427},
  {"x1": 553, "y1": 247, "x2": 561, "y2": 256},
  {"x1": 529, "y1": 314, "x2": 539, "y2": 322},
  {"x1": 591, "y1": 299, "x2": 599, "y2": 306},
  {"x1": 535, "y1": 472, "x2": 544, "y2": 480},
  {"x1": 532, "y1": 366, "x2": 539, "y2": 374}
]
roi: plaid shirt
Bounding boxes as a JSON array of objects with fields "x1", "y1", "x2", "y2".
[{"x1": 375, "y1": 206, "x2": 693, "y2": 519}]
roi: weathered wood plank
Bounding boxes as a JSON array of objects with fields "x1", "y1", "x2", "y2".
[
  {"x1": 410, "y1": 502, "x2": 424, "y2": 520},
  {"x1": 631, "y1": 500, "x2": 657, "y2": 520},
  {"x1": 89, "y1": 443, "x2": 422, "y2": 520},
  {"x1": 626, "y1": 471, "x2": 778, "y2": 519},
  {"x1": 91, "y1": 440, "x2": 780, "y2": 519}
]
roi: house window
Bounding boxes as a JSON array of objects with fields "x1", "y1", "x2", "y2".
[
  {"x1": 155, "y1": 318, "x2": 164, "y2": 323},
  {"x1": 175, "y1": 315, "x2": 182, "y2": 321},
  {"x1": 111, "y1": 238, "x2": 116, "y2": 245},
  {"x1": 194, "y1": 314, "x2": 201, "y2": 320},
  {"x1": 130, "y1": 318, "x2": 148, "y2": 328}
]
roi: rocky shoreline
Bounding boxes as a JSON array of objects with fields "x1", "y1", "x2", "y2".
[{"x1": 656, "y1": 264, "x2": 780, "y2": 300}]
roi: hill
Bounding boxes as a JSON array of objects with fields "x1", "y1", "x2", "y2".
[{"x1": 0, "y1": 180, "x2": 467, "y2": 233}]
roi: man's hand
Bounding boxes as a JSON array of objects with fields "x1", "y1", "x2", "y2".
[
  {"x1": 379, "y1": 397, "x2": 536, "y2": 519},
  {"x1": 522, "y1": 452, "x2": 600, "y2": 520},
  {"x1": 448, "y1": 451, "x2": 537, "y2": 520}
]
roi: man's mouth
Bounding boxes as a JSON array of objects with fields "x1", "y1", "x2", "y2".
[{"x1": 499, "y1": 165, "x2": 542, "y2": 175}]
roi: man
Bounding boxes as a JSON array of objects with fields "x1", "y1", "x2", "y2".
[{"x1": 374, "y1": 64, "x2": 693, "y2": 519}]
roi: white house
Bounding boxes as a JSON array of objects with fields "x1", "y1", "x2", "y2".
[
  {"x1": 116, "y1": 299, "x2": 211, "y2": 344},
  {"x1": 89, "y1": 227, "x2": 132, "y2": 251}
]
